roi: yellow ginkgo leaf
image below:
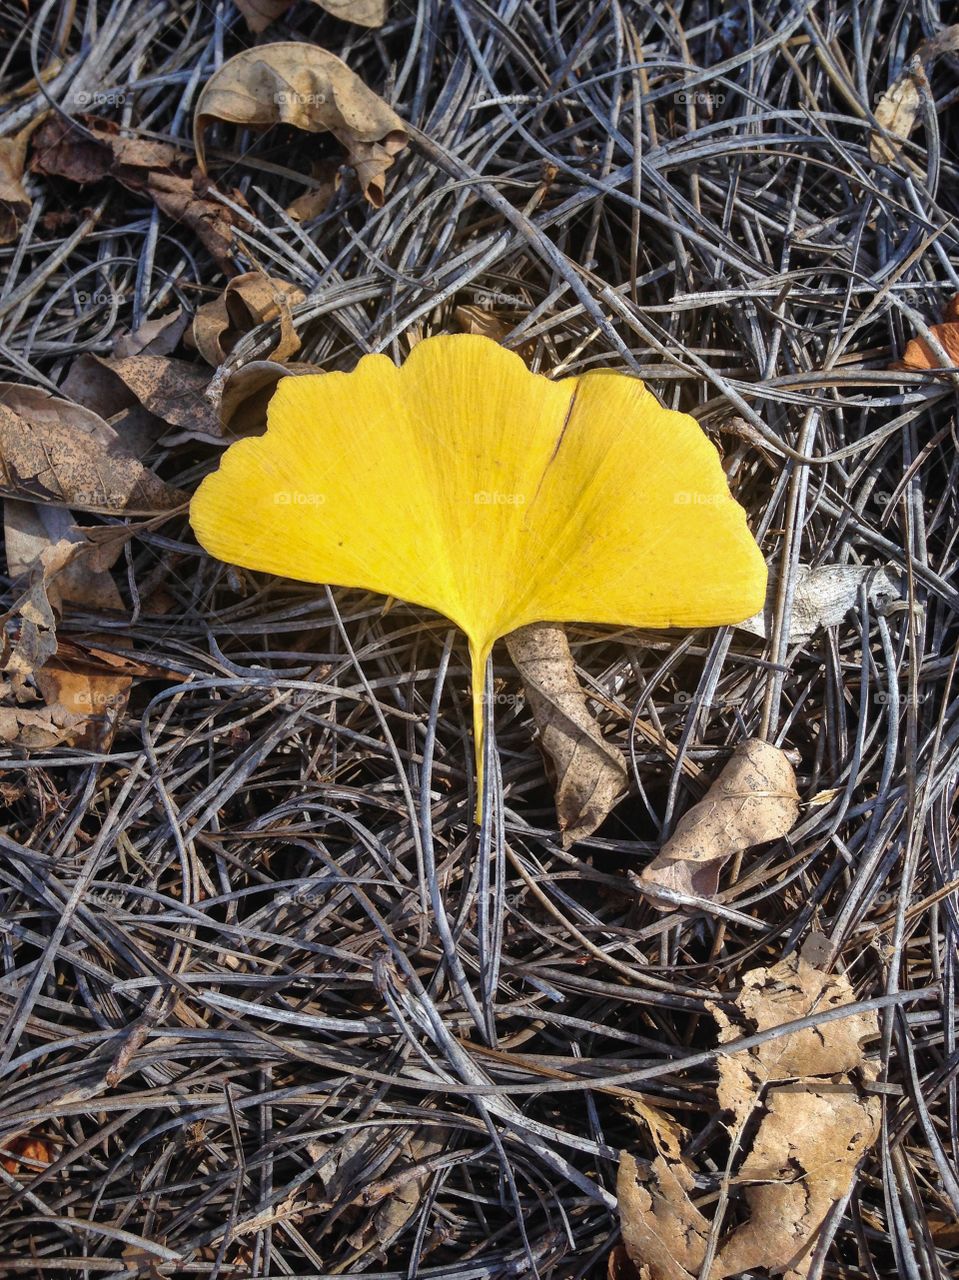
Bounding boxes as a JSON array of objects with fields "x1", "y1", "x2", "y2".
[{"x1": 190, "y1": 335, "x2": 767, "y2": 814}]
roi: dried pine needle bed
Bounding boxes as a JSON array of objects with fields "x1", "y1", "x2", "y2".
[{"x1": 0, "y1": 2, "x2": 957, "y2": 1277}]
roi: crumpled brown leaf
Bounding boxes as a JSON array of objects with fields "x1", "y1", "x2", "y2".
[
  {"x1": 31, "y1": 115, "x2": 240, "y2": 269},
  {"x1": 217, "y1": 360, "x2": 317, "y2": 437},
  {"x1": 0, "y1": 383, "x2": 185, "y2": 514},
  {"x1": 0, "y1": 133, "x2": 31, "y2": 244},
  {"x1": 639, "y1": 738, "x2": 799, "y2": 902},
  {"x1": 738, "y1": 563, "x2": 904, "y2": 643},
  {"x1": 505, "y1": 622, "x2": 627, "y2": 846},
  {"x1": 4, "y1": 499, "x2": 131, "y2": 748},
  {"x1": 870, "y1": 26, "x2": 959, "y2": 164},
  {"x1": 62, "y1": 352, "x2": 221, "y2": 445},
  {"x1": 236, "y1": 0, "x2": 387, "y2": 32},
  {"x1": 617, "y1": 944, "x2": 881, "y2": 1280},
  {"x1": 193, "y1": 43, "x2": 408, "y2": 206},
  {"x1": 191, "y1": 272, "x2": 306, "y2": 367}
]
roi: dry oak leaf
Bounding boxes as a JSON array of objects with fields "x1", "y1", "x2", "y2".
[
  {"x1": 113, "y1": 309, "x2": 189, "y2": 358},
  {"x1": 0, "y1": 384, "x2": 185, "y2": 514},
  {"x1": 505, "y1": 622, "x2": 627, "y2": 846},
  {"x1": 894, "y1": 307, "x2": 959, "y2": 371},
  {"x1": 31, "y1": 115, "x2": 239, "y2": 269},
  {"x1": 192, "y1": 272, "x2": 306, "y2": 367},
  {"x1": 193, "y1": 43, "x2": 408, "y2": 206},
  {"x1": 709, "y1": 950, "x2": 880, "y2": 1118},
  {"x1": 710, "y1": 1084, "x2": 881, "y2": 1280},
  {"x1": 236, "y1": 0, "x2": 387, "y2": 32},
  {"x1": 639, "y1": 738, "x2": 799, "y2": 902}
]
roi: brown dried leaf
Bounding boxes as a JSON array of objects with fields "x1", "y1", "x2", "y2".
[
  {"x1": 113, "y1": 309, "x2": 189, "y2": 358},
  {"x1": 505, "y1": 622, "x2": 627, "y2": 846},
  {"x1": 192, "y1": 272, "x2": 306, "y2": 367},
  {"x1": 31, "y1": 115, "x2": 239, "y2": 269},
  {"x1": 711, "y1": 1085, "x2": 881, "y2": 1280},
  {"x1": 0, "y1": 134, "x2": 31, "y2": 244},
  {"x1": 709, "y1": 950, "x2": 880, "y2": 1119},
  {"x1": 895, "y1": 318, "x2": 959, "y2": 370},
  {"x1": 63, "y1": 353, "x2": 220, "y2": 443},
  {"x1": 193, "y1": 43, "x2": 408, "y2": 206},
  {"x1": 618, "y1": 949, "x2": 882, "y2": 1280},
  {"x1": 218, "y1": 360, "x2": 317, "y2": 437},
  {"x1": 870, "y1": 27, "x2": 959, "y2": 163},
  {"x1": 236, "y1": 0, "x2": 387, "y2": 31},
  {"x1": 617, "y1": 1151, "x2": 707, "y2": 1280},
  {"x1": 639, "y1": 738, "x2": 799, "y2": 902},
  {"x1": 0, "y1": 699, "x2": 87, "y2": 749},
  {"x1": 0, "y1": 384, "x2": 184, "y2": 514}
]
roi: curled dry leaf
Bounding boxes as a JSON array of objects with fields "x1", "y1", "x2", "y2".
[
  {"x1": 31, "y1": 115, "x2": 240, "y2": 269},
  {"x1": 0, "y1": 382, "x2": 185, "y2": 514},
  {"x1": 217, "y1": 360, "x2": 317, "y2": 437},
  {"x1": 193, "y1": 43, "x2": 408, "y2": 206},
  {"x1": 617, "y1": 945, "x2": 882, "y2": 1280},
  {"x1": 505, "y1": 622, "x2": 627, "y2": 846},
  {"x1": 639, "y1": 738, "x2": 799, "y2": 902},
  {"x1": 236, "y1": 0, "x2": 387, "y2": 32},
  {"x1": 0, "y1": 1134, "x2": 53, "y2": 1175},
  {"x1": 192, "y1": 272, "x2": 306, "y2": 367},
  {"x1": 738, "y1": 563, "x2": 904, "y2": 643},
  {"x1": 870, "y1": 26, "x2": 959, "y2": 164}
]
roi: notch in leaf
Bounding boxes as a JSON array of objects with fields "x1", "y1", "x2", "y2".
[{"x1": 189, "y1": 335, "x2": 767, "y2": 816}]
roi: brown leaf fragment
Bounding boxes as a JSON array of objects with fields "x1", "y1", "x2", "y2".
[
  {"x1": 710, "y1": 1085, "x2": 881, "y2": 1280},
  {"x1": 113, "y1": 309, "x2": 189, "y2": 358},
  {"x1": 870, "y1": 27, "x2": 959, "y2": 163},
  {"x1": 4, "y1": 501, "x2": 131, "y2": 747},
  {"x1": 617, "y1": 1151, "x2": 707, "y2": 1280},
  {"x1": 63, "y1": 353, "x2": 220, "y2": 443},
  {"x1": 0, "y1": 134, "x2": 31, "y2": 244},
  {"x1": 192, "y1": 272, "x2": 306, "y2": 367},
  {"x1": 895, "y1": 319, "x2": 959, "y2": 370},
  {"x1": 193, "y1": 43, "x2": 408, "y2": 206},
  {"x1": 709, "y1": 949, "x2": 880, "y2": 1118},
  {"x1": 0, "y1": 699, "x2": 87, "y2": 749},
  {"x1": 31, "y1": 115, "x2": 239, "y2": 269},
  {"x1": 236, "y1": 0, "x2": 387, "y2": 30},
  {"x1": 0, "y1": 385, "x2": 184, "y2": 514},
  {"x1": 218, "y1": 360, "x2": 317, "y2": 437},
  {"x1": 285, "y1": 158, "x2": 340, "y2": 220},
  {"x1": 505, "y1": 622, "x2": 627, "y2": 846},
  {"x1": 639, "y1": 738, "x2": 799, "y2": 902}
]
